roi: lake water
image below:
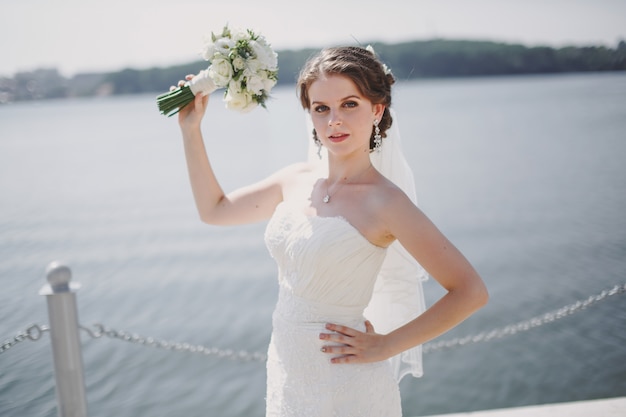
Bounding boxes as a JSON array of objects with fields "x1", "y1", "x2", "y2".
[{"x1": 1, "y1": 72, "x2": 625, "y2": 416}]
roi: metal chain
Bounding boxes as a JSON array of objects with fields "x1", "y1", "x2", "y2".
[
  {"x1": 79, "y1": 323, "x2": 268, "y2": 362},
  {"x1": 423, "y1": 283, "x2": 626, "y2": 354},
  {"x1": 2, "y1": 283, "x2": 625, "y2": 359},
  {"x1": 0, "y1": 323, "x2": 49, "y2": 354}
]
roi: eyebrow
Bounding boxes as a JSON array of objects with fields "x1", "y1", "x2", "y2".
[{"x1": 311, "y1": 95, "x2": 361, "y2": 105}]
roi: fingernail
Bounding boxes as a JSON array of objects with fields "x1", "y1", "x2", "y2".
[{"x1": 320, "y1": 347, "x2": 326, "y2": 352}]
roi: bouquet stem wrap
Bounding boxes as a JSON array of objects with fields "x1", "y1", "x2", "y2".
[{"x1": 156, "y1": 70, "x2": 217, "y2": 117}]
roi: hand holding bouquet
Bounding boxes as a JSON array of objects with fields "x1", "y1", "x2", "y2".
[{"x1": 157, "y1": 25, "x2": 278, "y2": 117}]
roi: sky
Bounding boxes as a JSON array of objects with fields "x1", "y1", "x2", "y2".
[{"x1": 1, "y1": 0, "x2": 625, "y2": 77}]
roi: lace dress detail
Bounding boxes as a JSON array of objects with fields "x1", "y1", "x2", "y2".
[{"x1": 263, "y1": 202, "x2": 402, "y2": 417}]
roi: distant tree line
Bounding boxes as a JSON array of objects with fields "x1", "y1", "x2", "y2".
[{"x1": 1, "y1": 39, "x2": 625, "y2": 103}]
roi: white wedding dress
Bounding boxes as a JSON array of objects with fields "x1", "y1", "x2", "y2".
[{"x1": 264, "y1": 201, "x2": 403, "y2": 417}]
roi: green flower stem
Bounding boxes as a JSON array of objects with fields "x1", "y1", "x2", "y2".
[{"x1": 156, "y1": 85, "x2": 196, "y2": 117}]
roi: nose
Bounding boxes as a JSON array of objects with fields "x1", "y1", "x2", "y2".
[{"x1": 328, "y1": 109, "x2": 342, "y2": 126}]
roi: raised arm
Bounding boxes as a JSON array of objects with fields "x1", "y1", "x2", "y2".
[{"x1": 177, "y1": 91, "x2": 283, "y2": 225}]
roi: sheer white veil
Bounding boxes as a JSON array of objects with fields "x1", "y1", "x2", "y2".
[{"x1": 306, "y1": 109, "x2": 428, "y2": 381}]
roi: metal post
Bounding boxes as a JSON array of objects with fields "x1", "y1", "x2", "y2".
[{"x1": 40, "y1": 261, "x2": 88, "y2": 417}]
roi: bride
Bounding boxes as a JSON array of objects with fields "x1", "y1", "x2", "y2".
[{"x1": 176, "y1": 46, "x2": 488, "y2": 416}]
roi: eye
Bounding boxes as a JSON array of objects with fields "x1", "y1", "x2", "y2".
[
  {"x1": 343, "y1": 101, "x2": 358, "y2": 108},
  {"x1": 313, "y1": 104, "x2": 329, "y2": 113}
]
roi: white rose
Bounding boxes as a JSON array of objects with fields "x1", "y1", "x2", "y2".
[
  {"x1": 232, "y1": 55, "x2": 246, "y2": 71},
  {"x1": 249, "y1": 39, "x2": 278, "y2": 69},
  {"x1": 244, "y1": 70, "x2": 275, "y2": 95},
  {"x1": 245, "y1": 58, "x2": 262, "y2": 73},
  {"x1": 262, "y1": 71, "x2": 277, "y2": 91},
  {"x1": 201, "y1": 36, "x2": 234, "y2": 61},
  {"x1": 229, "y1": 27, "x2": 249, "y2": 43},
  {"x1": 225, "y1": 84, "x2": 257, "y2": 113},
  {"x1": 200, "y1": 34, "x2": 215, "y2": 60},
  {"x1": 208, "y1": 57, "x2": 234, "y2": 87},
  {"x1": 246, "y1": 73, "x2": 265, "y2": 95},
  {"x1": 213, "y1": 38, "x2": 235, "y2": 58}
]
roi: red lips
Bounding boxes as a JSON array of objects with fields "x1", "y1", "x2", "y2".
[{"x1": 328, "y1": 133, "x2": 349, "y2": 143}]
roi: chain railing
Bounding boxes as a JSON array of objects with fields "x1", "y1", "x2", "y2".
[
  {"x1": 79, "y1": 323, "x2": 267, "y2": 361},
  {"x1": 422, "y1": 283, "x2": 626, "y2": 353},
  {"x1": 4, "y1": 283, "x2": 625, "y2": 360},
  {"x1": 0, "y1": 323, "x2": 49, "y2": 354}
]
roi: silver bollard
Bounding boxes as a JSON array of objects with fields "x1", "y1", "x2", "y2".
[{"x1": 40, "y1": 261, "x2": 88, "y2": 417}]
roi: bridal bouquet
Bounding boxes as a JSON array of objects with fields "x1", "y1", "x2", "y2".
[{"x1": 156, "y1": 25, "x2": 278, "y2": 116}]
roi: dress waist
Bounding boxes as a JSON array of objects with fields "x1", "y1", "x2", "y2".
[{"x1": 273, "y1": 287, "x2": 366, "y2": 329}]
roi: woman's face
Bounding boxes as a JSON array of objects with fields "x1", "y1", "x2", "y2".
[{"x1": 308, "y1": 74, "x2": 383, "y2": 157}]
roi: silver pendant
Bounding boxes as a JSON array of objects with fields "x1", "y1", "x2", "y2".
[{"x1": 323, "y1": 194, "x2": 330, "y2": 203}]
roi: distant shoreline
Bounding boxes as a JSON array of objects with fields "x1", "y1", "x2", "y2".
[{"x1": 1, "y1": 38, "x2": 625, "y2": 104}]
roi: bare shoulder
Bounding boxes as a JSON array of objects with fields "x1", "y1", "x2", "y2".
[
  {"x1": 344, "y1": 173, "x2": 422, "y2": 246},
  {"x1": 368, "y1": 174, "x2": 432, "y2": 237},
  {"x1": 369, "y1": 174, "x2": 416, "y2": 213}
]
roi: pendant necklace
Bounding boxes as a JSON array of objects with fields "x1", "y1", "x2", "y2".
[{"x1": 323, "y1": 164, "x2": 373, "y2": 204}]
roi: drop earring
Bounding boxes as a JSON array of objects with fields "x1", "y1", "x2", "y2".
[
  {"x1": 313, "y1": 129, "x2": 322, "y2": 159},
  {"x1": 373, "y1": 120, "x2": 382, "y2": 152}
]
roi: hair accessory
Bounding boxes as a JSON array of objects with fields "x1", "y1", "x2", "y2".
[
  {"x1": 373, "y1": 119, "x2": 382, "y2": 152},
  {"x1": 365, "y1": 44, "x2": 393, "y2": 75}
]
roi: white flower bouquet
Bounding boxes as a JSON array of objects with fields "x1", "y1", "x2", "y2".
[{"x1": 157, "y1": 25, "x2": 278, "y2": 116}]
